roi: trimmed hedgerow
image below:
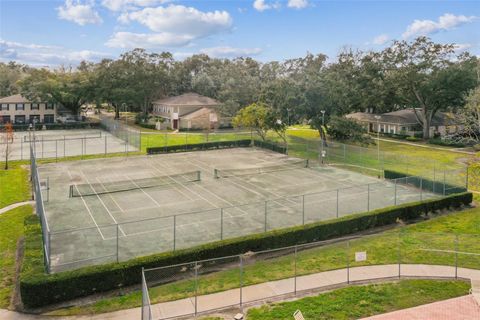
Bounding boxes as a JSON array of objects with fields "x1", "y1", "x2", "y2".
[
  {"x1": 384, "y1": 169, "x2": 467, "y2": 195},
  {"x1": 20, "y1": 192, "x2": 472, "y2": 308},
  {"x1": 147, "y1": 139, "x2": 252, "y2": 154}
]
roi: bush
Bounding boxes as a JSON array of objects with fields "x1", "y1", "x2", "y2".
[
  {"x1": 406, "y1": 136, "x2": 420, "y2": 142},
  {"x1": 20, "y1": 192, "x2": 472, "y2": 308},
  {"x1": 473, "y1": 144, "x2": 480, "y2": 152},
  {"x1": 384, "y1": 170, "x2": 467, "y2": 195},
  {"x1": 147, "y1": 140, "x2": 252, "y2": 154},
  {"x1": 329, "y1": 116, "x2": 372, "y2": 145},
  {"x1": 428, "y1": 138, "x2": 466, "y2": 148}
]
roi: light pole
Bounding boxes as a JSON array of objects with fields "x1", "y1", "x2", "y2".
[
  {"x1": 374, "y1": 115, "x2": 381, "y2": 161},
  {"x1": 320, "y1": 110, "x2": 326, "y2": 164},
  {"x1": 321, "y1": 110, "x2": 325, "y2": 127}
]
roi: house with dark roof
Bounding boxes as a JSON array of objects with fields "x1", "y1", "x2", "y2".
[
  {"x1": 0, "y1": 94, "x2": 57, "y2": 125},
  {"x1": 346, "y1": 109, "x2": 461, "y2": 137},
  {"x1": 151, "y1": 93, "x2": 223, "y2": 130}
]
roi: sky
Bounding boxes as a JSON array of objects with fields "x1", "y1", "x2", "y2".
[{"x1": 0, "y1": 0, "x2": 479, "y2": 67}]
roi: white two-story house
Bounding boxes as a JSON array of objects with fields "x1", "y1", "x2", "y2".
[{"x1": 0, "y1": 94, "x2": 57, "y2": 125}]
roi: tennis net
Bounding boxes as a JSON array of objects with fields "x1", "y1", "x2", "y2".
[
  {"x1": 69, "y1": 171, "x2": 201, "y2": 197},
  {"x1": 214, "y1": 159, "x2": 308, "y2": 178},
  {"x1": 24, "y1": 132, "x2": 103, "y2": 142}
]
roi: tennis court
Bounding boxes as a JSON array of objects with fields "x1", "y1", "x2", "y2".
[
  {"x1": 5, "y1": 128, "x2": 138, "y2": 160},
  {"x1": 37, "y1": 148, "x2": 437, "y2": 272}
]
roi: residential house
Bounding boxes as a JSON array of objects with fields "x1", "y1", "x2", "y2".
[
  {"x1": 346, "y1": 109, "x2": 461, "y2": 137},
  {"x1": 151, "y1": 93, "x2": 222, "y2": 130},
  {"x1": 0, "y1": 94, "x2": 57, "y2": 125}
]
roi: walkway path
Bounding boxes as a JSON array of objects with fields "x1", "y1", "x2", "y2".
[
  {"x1": 1, "y1": 264, "x2": 479, "y2": 320},
  {"x1": 362, "y1": 295, "x2": 480, "y2": 319},
  {"x1": 0, "y1": 201, "x2": 34, "y2": 215}
]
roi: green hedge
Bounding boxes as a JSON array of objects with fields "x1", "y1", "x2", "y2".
[
  {"x1": 253, "y1": 139, "x2": 287, "y2": 154},
  {"x1": 384, "y1": 169, "x2": 467, "y2": 195},
  {"x1": 20, "y1": 192, "x2": 472, "y2": 308},
  {"x1": 147, "y1": 139, "x2": 252, "y2": 154}
]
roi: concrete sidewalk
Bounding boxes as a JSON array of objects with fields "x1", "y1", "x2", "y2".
[
  {"x1": 0, "y1": 201, "x2": 33, "y2": 215},
  {"x1": 2, "y1": 264, "x2": 480, "y2": 320}
]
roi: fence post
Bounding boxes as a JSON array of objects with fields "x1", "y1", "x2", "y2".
[
  {"x1": 47, "y1": 177, "x2": 50, "y2": 202},
  {"x1": 367, "y1": 184, "x2": 370, "y2": 212},
  {"x1": 455, "y1": 234, "x2": 458, "y2": 279},
  {"x1": 194, "y1": 261, "x2": 198, "y2": 316},
  {"x1": 420, "y1": 177, "x2": 423, "y2": 201},
  {"x1": 433, "y1": 165, "x2": 436, "y2": 193},
  {"x1": 239, "y1": 255, "x2": 243, "y2": 309},
  {"x1": 104, "y1": 135, "x2": 107, "y2": 156},
  {"x1": 394, "y1": 179, "x2": 397, "y2": 205},
  {"x1": 336, "y1": 189, "x2": 339, "y2": 218},
  {"x1": 443, "y1": 171, "x2": 446, "y2": 196},
  {"x1": 398, "y1": 230, "x2": 401, "y2": 279},
  {"x1": 21, "y1": 139, "x2": 23, "y2": 160},
  {"x1": 346, "y1": 240, "x2": 350, "y2": 284},
  {"x1": 173, "y1": 215, "x2": 176, "y2": 251},
  {"x1": 465, "y1": 167, "x2": 469, "y2": 190},
  {"x1": 294, "y1": 245, "x2": 297, "y2": 295},
  {"x1": 220, "y1": 208, "x2": 224, "y2": 240},
  {"x1": 63, "y1": 136, "x2": 66, "y2": 158},
  {"x1": 264, "y1": 200, "x2": 268, "y2": 232},
  {"x1": 302, "y1": 194, "x2": 305, "y2": 225},
  {"x1": 41, "y1": 136, "x2": 44, "y2": 158},
  {"x1": 55, "y1": 139, "x2": 58, "y2": 162},
  {"x1": 116, "y1": 224, "x2": 119, "y2": 263}
]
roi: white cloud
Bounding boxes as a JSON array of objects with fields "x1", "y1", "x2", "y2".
[
  {"x1": 110, "y1": 4, "x2": 233, "y2": 48},
  {"x1": 199, "y1": 46, "x2": 262, "y2": 58},
  {"x1": 253, "y1": 0, "x2": 280, "y2": 12},
  {"x1": 101, "y1": 0, "x2": 170, "y2": 12},
  {"x1": 122, "y1": 5, "x2": 232, "y2": 36},
  {"x1": 402, "y1": 13, "x2": 476, "y2": 39},
  {"x1": 106, "y1": 32, "x2": 194, "y2": 48},
  {"x1": 287, "y1": 0, "x2": 308, "y2": 9},
  {"x1": 0, "y1": 39, "x2": 110, "y2": 66},
  {"x1": 57, "y1": 0, "x2": 102, "y2": 26},
  {"x1": 372, "y1": 34, "x2": 389, "y2": 45}
]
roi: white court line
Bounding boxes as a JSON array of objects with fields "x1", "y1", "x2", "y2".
[
  {"x1": 150, "y1": 159, "x2": 222, "y2": 209},
  {"x1": 65, "y1": 168, "x2": 106, "y2": 240},
  {"x1": 144, "y1": 159, "x2": 197, "y2": 201},
  {"x1": 123, "y1": 174, "x2": 163, "y2": 208},
  {"x1": 79, "y1": 169, "x2": 127, "y2": 237}
]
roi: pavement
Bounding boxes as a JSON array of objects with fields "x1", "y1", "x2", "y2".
[
  {"x1": 1, "y1": 263, "x2": 479, "y2": 320},
  {"x1": 0, "y1": 201, "x2": 34, "y2": 215}
]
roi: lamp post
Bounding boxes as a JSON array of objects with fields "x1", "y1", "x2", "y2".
[
  {"x1": 321, "y1": 110, "x2": 326, "y2": 126},
  {"x1": 320, "y1": 110, "x2": 326, "y2": 164},
  {"x1": 374, "y1": 115, "x2": 381, "y2": 161}
]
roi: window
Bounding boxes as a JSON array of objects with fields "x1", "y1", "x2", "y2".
[
  {"x1": 29, "y1": 115, "x2": 41, "y2": 124},
  {"x1": 16, "y1": 103, "x2": 25, "y2": 111},
  {"x1": 46, "y1": 102, "x2": 54, "y2": 110},
  {"x1": 1, "y1": 103, "x2": 8, "y2": 111},
  {"x1": 31, "y1": 103, "x2": 39, "y2": 110},
  {"x1": 15, "y1": 115, "x2": 26, "y2": 124},
  {"x1": 0, "y1": 115, "x2": 10, "y2": 123},
  {"x1": 44, "y1": 114, "x2": 55, "y2": 123}
]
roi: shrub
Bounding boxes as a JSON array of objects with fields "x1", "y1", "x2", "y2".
[
  {"x1": 20, "y1": 192, "x2": 472, "y2": 308},
  {"x1": 406, "y1": 136, "x2": 420, "y2": 142},
  {"x1": 473, "y1": 144, "x2": 480, "y2": 152},
  {"x1": 428, "y1": 138, "x2": 466, "y2": 148}
]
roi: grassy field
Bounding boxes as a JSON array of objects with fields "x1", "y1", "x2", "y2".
[
  {"x1": 246, "y1": 279, "x2": 469, "y2": 320},
  {"x1": 0, "y1": 205, "x2": 33, "y2": 308},
  {"x1": 0, "y1": 163, "x2": 30, "y2": 209},
  {"x1": 47, "y1": 205, "x2": 480, "y2": 316}
]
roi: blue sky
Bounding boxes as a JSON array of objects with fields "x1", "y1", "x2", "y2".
[{"x1": 0, "y1": 0, "x2": 479, "y2": 66}]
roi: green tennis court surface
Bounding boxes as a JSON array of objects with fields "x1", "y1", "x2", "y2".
[{"x1": 37, "y1": 148, "x2": 436, "y2": 272}]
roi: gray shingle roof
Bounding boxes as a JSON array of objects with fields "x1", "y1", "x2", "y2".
[
  {"x1": 0, "y1": 94, "x2": 32, "y2": 103},
  {"x1": 152, "y1": 93, "x2": 221, "y2": 107},
  {"x1": 346, "y1": 109, "x2": 456, "y2": 126}
]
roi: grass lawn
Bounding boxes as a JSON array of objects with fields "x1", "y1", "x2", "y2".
[
  {"x1": 246, "y1": 279, "x2": 469, "y2": 320},
  {"x1": 0, "y1": 205, "x2": 33, "y2": 308},
  {"x1": 0, "y1": 163, "x2": 30, "y2": 209},
  {"x1": 47, "y1": 205, "x2": 480, "y2": 316}
]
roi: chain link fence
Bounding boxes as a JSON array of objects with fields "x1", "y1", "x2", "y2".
[
  {"x1": 44, "y1": 167, "x2": 465, "y2": 273},
  {"x1": 142, "y1": 230, "x2": 480, "y2": 319}
]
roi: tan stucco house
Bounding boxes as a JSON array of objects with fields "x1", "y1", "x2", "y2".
[
  {"x1": 151, "y1": 93, "x2": 222, "y2": 130},
  {"x1": 0, "y1": 94, "x2": 57, "y2": 125},
  {"x1": 346, "y1": 109, "x2": 461, "y2": 137}
]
